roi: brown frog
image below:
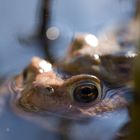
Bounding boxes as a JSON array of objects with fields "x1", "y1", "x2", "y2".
[
  {"x1": 13, "y1": 27, "x2": 136, "y2": 118},
  {"x1": 13, "y1": 56, "x2": 130, "y2": 119},
  {"x1": 58, "y1": 31, "x2": 137, "y2": 86}
]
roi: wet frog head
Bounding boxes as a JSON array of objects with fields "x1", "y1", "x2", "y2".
[{"x1": 14, "y1": 57, "x2": 129, "y2": 118}]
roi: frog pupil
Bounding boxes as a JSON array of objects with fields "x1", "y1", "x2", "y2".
[{"x1": 73, "y1": 84, "x2": 98, "y2": 103}]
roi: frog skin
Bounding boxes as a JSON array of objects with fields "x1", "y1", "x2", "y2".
[
  {"x1": 57, "y1": 30, "x2": 137, "y2": 86},
  {"x1": 14, "y1": 57, "x2": 130, "y2": 118}
]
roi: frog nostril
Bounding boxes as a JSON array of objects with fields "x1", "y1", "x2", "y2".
[
  {"x1": 38, "y1": 86, "x2": 54, "y2": 95},
  {"x1": 45, "y1": 86, "x2": 54, "y2": 95}
]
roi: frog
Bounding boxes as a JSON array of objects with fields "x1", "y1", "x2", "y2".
[
  {"x1": 13, "y1": 56, "x2": 131, "y2": 119},
  {"x1": 7, "y1": 30, "x2": 135, "y2": 140},
  {"x1": 57, "y1": 30, "x2": 137, "y2": 86},
  {"x1": 12, "y1": 24, "x2": 137, "y2": 119}
]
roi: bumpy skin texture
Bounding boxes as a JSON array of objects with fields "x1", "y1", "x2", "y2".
[
  {"x1": 14, "y1": 29, "x2": 136, "y2": 118},
  {"x1": 58, "y1": 32, "x2": 136, "y2": 86},
  {"x1": 14, "y1": 57, "x2": 129, "y2": 118}
]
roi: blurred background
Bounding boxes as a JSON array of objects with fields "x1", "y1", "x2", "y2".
[{"x1": 0, "y1": 0, "x2": 135, "y2": 77}]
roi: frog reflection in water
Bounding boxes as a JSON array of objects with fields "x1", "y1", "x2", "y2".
[{"x1": 14, "y1": 32, "x2": 136, "y2": 118}]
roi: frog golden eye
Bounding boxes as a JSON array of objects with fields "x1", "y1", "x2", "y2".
[
  {"x1": 65, "y1": 74, "x2": 101, "y2": 104},
  {"x1": 73, "y1": 82, "x2": 99, "y2": 103}
]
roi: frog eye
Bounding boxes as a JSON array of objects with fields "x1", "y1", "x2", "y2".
[
  {"x1": 65, "y1": 74, "x2": 101, "y2": 104},
  {"x1": 73, "y1": 82, "x2": 99, "y2": 103}
]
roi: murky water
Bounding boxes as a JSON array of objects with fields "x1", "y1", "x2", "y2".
[
  {"x1": 0, "y1": 79, "x2": 130, "y2": 140},
  {"x1": 0, "y1": 0, "x2": 135, "y2": 140}
]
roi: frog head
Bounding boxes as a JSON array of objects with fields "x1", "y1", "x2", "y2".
[{"x1": 14, "y1": 57, "x2": 129, "y2": 118}]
